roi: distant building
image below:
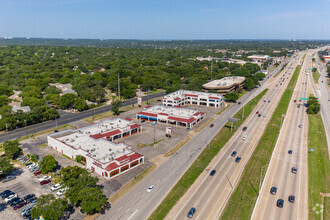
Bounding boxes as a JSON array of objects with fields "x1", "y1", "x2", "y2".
[
  {"x1": 137, "y1": 105, "x2": 204, "y2": 129},
  {"x1": 12, "y1": 106, "x2": 31, "y2": 113},
  {"x1": 49, "y1": 83, "x2": 77, "y2": 96},
  {"x1": 47, "y1": 118, "x2": 143, "y2": 180},
  {"x1": 247, "y1": 55, "x2": 270, "y2": 63},
  {"x1": 202, "y1": 76, "x2": 245, "y2": 95},
  {"x1": 163, "y1": 90, "x2": 223, "y2": 108},
  {"x1": 323, "y1": 55, "x2": 330, "y2": 63}
]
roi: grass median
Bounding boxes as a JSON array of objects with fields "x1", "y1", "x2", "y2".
[
  {"x1": 148, "y1": 89, "x2": 268, "y2": 220},
  {"x1": 313, "y1": 70, "x2": 320, "y2": 84},
  {"x1": 221, "y1": 65, "x2": 301, "y2": 219},
  {"x1": 307, "y1": 113, "x2": 329, "y2": 220}
]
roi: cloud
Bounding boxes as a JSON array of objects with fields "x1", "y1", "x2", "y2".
[{"x1": 256, "y1": 11, "x2": 326, "y2": 22}]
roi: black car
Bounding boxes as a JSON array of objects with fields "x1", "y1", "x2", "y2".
[
  {"x1": 10, "y1": 198, "x2": 24, "y2": 207},
  {"x1": 26, "y1": 197, "x2": 37, "y2": 204},
  {"x1": 288, "y1": 195, "x2": 295, "y2": 203},
  {"x1": 237, "y1": 102, "x2": 241, "y2": 105},
  {"x1": 25, "y1": 163, "x2": 33, "y2": 167},
  {"x1": 54, "y1": 130, "x2": 59, "y2": 133},
  {"x1": 231, "y1": 151, "x2": 237, "y2": 157},
  {"x1": 24, "y1": 194, "x2": 35, "y2": 201},
  {"x1": 187, "y1": 207, "x2": 196, "y2": 218},
  {"x1": 210, "y1": 169, "x2": 216, "y2": 176},
  {"x1": 242, "y1": 126, "x2": 247, "y2": 131},
  {"x1": 277, "y1": 199, "x2": 284, "y2": 208},
  {"x1": 23, "y1": 210, "x2": 31, "y2": 219},
  {"x1": 141, "y1": 120, "x2": 146, "y2": 123},
  {"x1": 235, "y1": 156, "x2": 241, "y2": 163},
  {"x1": 268, "y1": 100, "x2": 270, "y2": 103},
  {"x1": 288, "y1": 150, "x2": 293, "y2": 154},
  {"x1": 270, "y1": 187, "x2": 277, "y2": 195},
  {"x1": 8, "y1": 197, "x2": 21, "y2": 205},
  {"x1": 258, "y1": 114, "x2": 261, "y2": 117},
  {"x1": 1, "y1": 191, "x2": 14, "y2": 199},
  {"x1": 0, "y1": 190, "x2": 12, "y2": 197}
]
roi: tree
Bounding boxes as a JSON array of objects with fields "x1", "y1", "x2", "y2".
[
  {"x1": 307, "y1": 95, "x2": 320, "y2": 114},
  {"x1": 75, "y1": 155, "x2": 82, "y2": 163},
  {"x1": 0, "y1": 157, "x2": 14, "y2": 175},
  {"x1": 225, "y1": 91, "x2": 239, "y2": 102},
  {"x1": 79, "y1": 187, "x2": 107, "y2": 214},
  {"x1": 3, "y1": 140, "x2": 21, "y2": 159},
  {"x1": 244, "y1": 78, "x2": 256, "y2": 90},
  {"x1": 31, "y1": 154, "x2": 38, "y2": 162},
  {"x1": 73, "y1": 98, "x2": 89, "y2": 112},
  {"x1": 44, "y1": 86, "x2": 61, "y2": 94},
  {"x1": 21, "y1": 97, "x2": 45, "y2": 109},
  {"x1": 256, "y1": 72, "x2": 266, "y2": 80},
  {"x1": 111, "y1": 98, "x2": 122, "y2": 115},
  {"x1": 59, "y1": 93, "x2": 78, "y2": 109},
  {"x1": 31, "y1": 194, "x2": 69, "y2": 220},
  {"x1": 39, "y1": 155, "x2": 57, "y2": 174},
  {"x1": 45, "y1": 94, "x2": 60, "y2": 106},
  {"x1": 0, "y1": 95, "x2": 10, "y2": 108}
]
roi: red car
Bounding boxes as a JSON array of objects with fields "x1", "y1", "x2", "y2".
[
  {"x1": 40, "y1": 179, "x2": 51, "y2": 185},
  {"x1": 34, "y1": 170, "x2": 41, "y2": 176},
  {"x1": 13, "y1": 201, "x2": 26, "y2": 210},
  {"x1": 256, "y1": 111, "x2": 259, "y2": 114},
  {"x1": 210, "y1": 124, "x2": 214, "y2": 128}
]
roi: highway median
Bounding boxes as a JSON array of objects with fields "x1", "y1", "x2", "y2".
[
  {"x1": 148, "y1": 88, "x2": 268, "y2": 220},
  {"x1": 220, "y1": 65, "x2": 301, "y2": 219}
]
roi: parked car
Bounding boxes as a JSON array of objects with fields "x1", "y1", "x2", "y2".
[
  {"x1": 40, "y1": 179, "x2": 51, "y2": 185},
  {"x1": 10, "y1": 198, "x2": 24, "y2": 207},
  {"x1": 42, "y1": 176, "x2": 52, "y2": 181},
  {"x1": 277, "y1": 199, "x2": 284, "y2": 208},
  {"x1": 187, "y1": 207, "x2": 196, "y2": 218},
  {"x1": 22, "y1": 210, "x2": 31, "y2": 219},
  {"x1": 23, "y1": 194, "x2": 35, "y2": 201},
  {"x1": 291, "y1": 167, "x2": 298, "y2": 174},
  {"x1": 5, "y1": 194, "x2": 17, "y2": 203},
  {"x1": 1, "y1": 191, "x2": 14, "y2": 199},
  {"x1": 288, "y1": 195, "x2": 295, "y2": 203},
  {"x1": 0, "y1": 190, "x2": 12, "y2": 197},
  {"x1": 2, "y1": 175, "x2": 16, "y2": 183},
  {"x1": 21, "y1": 206, "x2": 33, "y2": 215},
  {"x1": 270, "y1": 187, "x2": 277, "y2": 195},
  {"x1": 25, "y1": 163, "x2": 33, "y2": 167},
  {"x1": 231, "y1": 151, "x2": 237, "y2": 157},
  {"x1": 51, "y1": 183, "x2": 62, "y2": 191},
  {"x1": 235, "y1": 156, "x2": 241, "y2": 163},
  {"x1": 147, "y1": 186, "x2": 154, "y2": 193},
  {"x1": 14, "y1": 201, "x2": 26, "y2": 210},
  {"x1": 141, "y1": 120, "x2": 146, "y2": 123},
  {"x1": 34, "y1": 170, "x2": 42, "y2": 176},
  {"x1": 210, "y1": 169, "x2": 216, "y2": 176},
  {"x1": 25, "y1": 197, "x2": 37, "y2": 204}
]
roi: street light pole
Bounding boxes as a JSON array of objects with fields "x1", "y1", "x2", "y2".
[{"x1": 118, "y1": 73, "x2": 121, "y2": 101}]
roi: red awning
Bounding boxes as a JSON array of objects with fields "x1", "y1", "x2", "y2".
[
  {"x1": 130, "y1": 124, "x2": 140, "y2": 130},
  {"x1": 90, "y1": 129, "x2": 121, "y2": 139},
  {"x1": 167, "y1": 116, "x2": 196, "y2": 123}
]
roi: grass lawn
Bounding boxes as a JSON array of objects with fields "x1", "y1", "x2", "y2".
[
  {"x1": 307, "y1": 113, "x2": 329, "y2": 220},
  {"x1": 83, "y1": 105, "x2": 135, "y2": 123},
  {"x1": 221, "y1": 65, "x2": 301, "y2": 219},
  {"x1": 148, "y1": 88, "x2": 268, "y2": 220},
  {"x1": 313, "y1": 70, "x2": 320, "y2": 84},
  {"x1": 145, "y1": 89, "x2": 165, "y2": 95},
  {"x1": 325, "y1": 197, "x2": 330, "y2": 220}
]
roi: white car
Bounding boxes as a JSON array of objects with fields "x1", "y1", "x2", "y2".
[
  {"x1": 147, "y1": 185, "x2": 154, "y2": 192},
  {"x1": 42, "y1": 176, "x2": 52, "y2": 181},
  {"x1": 243, "y1": 135, "x2": 247, "y2": 140},
  {"x1": 5, "y1": 194, "x2": 17, "y2": 203},
  {"x1": 51, "y1": 183, "x2": 62, "y2": 191},
  {"x1": 57, "y1": 188, "x2": 68, "y2": 196},
  {"x1": 26, "y1": 163, "x2": 36, "y2": 169}
]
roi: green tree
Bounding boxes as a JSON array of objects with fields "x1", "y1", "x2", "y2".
[
  {"x1": 0, "y1": 95, "x2": 10, "y2": 108},
  {"x1": 307, "y1": 95, "x2": 320, "y2": 114},
  {"x1": 39, "y1": 155, "x2": 57, "y2": 174},
  {"x1": 111, "y1": 98, "x2": 122, "y2": 115},
  {"x1": 75, "y1": 155, "x2": 82, "y2": 163},
  {"x1": 45, "y1": 94, "x2": 60, "y2": 106},
  {"x1": 79, "y1": 187, "x2": 107, "y2": 214},
  {"x1": 243, "y1": 78, "x2": 256, "y2": 90},
  {"x1": 0, "y1": 157, "x2": 14, "y2": 175},
  {"x1": 31, "y1": 194, "x2": 69, "y2": 220},
  {"x1": 59, "y1": 93, "x2": 78, "y2": 109},
  {"x1": 224, "y1": 91, "x2": 239, "y2": 102},
  {"x1": 21, "y1": 97, "x2": 45, "y2": 109},
  {"x1": 256, "y1": 72, "x2": 266, "y2": 80},
  {"x1": 44, "y1": 86, "x2": 61, "y2": 94},
  {"x1": 3, "y1": 140, "x2": 21, "y2": 159},
  {"x1": 31, "y1": 154, "x2": 38, "y2": 163},
  {"x1": 73, "y1": 98, "x2": 89, "y2": 112}
]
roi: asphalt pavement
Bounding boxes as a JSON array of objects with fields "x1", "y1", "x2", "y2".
[{"x1": 251, "y1": 51, "x2": 313, "y2": 220}]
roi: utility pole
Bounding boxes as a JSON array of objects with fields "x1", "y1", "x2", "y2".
[
  {"x1": 211, "y1": 59, "x2": 213, "y2": 80},
  {"x1": 118, "y1": 73, "x2": 121, "y2": 101}
]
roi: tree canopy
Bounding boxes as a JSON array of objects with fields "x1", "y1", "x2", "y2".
[{"x1": 39, "y1": 155, "x2": 57, "y2": 174}]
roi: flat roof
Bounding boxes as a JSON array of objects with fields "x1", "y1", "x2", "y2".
[
  {"x1": 164, "y1": 90, "x2": 223, "y2": 100},
  {"x1": 203, "y1": 76, "x2": 245, "y2": 88},
  {"x1": 138, "y1": 104, "x2": 201, "y2": 119},
  {"x1": 50, "y1": 118, "x2": 139, "y2": 163}
]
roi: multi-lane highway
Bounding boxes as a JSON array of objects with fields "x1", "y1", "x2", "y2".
[
  {"x1": 0, "y1": 91, "x2": 165, "y2": 143},
  {"x1": 98, "y1": 56, "x2": 295, "y2": 220},
  {"x1": 165, "y1": 53, "x2": 304, "y2": 220},
  {"x1": 251, "y1": 51, "x2": 313, "y2": 220}
]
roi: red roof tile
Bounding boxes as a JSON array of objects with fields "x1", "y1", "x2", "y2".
[
  {"x1": 90, "y1": 129, "x2": 121, "y2": 139},
  {"x1": 209, "y1": 96, "x2": 220, "y2": 100},
  {"x1": 105, "y1": 162, "x2": 119, "y2": 171},
  {"x1": 174, "y1": 97, "x2": 181, "y2": 101},
  {"x1": 130, "y1": 124, "x2": 140, "y2": 130},
  {"x1": 128, "y1": 152, "x2": 143, "y2": 161}
]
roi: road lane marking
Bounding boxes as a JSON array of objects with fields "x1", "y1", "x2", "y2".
[{"x1": 127, "y1": 209, "x2": 138, "y2": 220}]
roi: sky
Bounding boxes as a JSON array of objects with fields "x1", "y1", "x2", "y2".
[{"x1": 0, "y1": 0, "x2": 329, "y2": 40}]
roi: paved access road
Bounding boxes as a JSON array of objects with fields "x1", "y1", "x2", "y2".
[
  {"x1": 165, "y1": 52, "x2": 305, "y2": 220},
  {"x1": 98, "y1": 56, "x2": 294, "y2": 220},
  {"x1": 0, "y1": 92, "x2": 165, "y2": 143},
  {"x1": 313, "y1": 50, "x2": 330, "y2": 158},
  {"x1": 251, "y1": 51, "x2": 314, "y2": 220}
]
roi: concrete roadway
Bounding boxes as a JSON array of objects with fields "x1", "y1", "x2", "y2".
[
  {"x1": 0, "y1": 91, "x2": 165, "y2": 143},
  {"x1": 165, "y1": 53, "x2": 305, "y2": 220},
  {"x1": 313, "y1": 51, "x2": 330, "y2": 157},
  {"x1": 251, "y1": 51, "x2": 313, "y2": 220},
  {"x1": 98, "y1": 56, "x2": 295, "y2": 220}
]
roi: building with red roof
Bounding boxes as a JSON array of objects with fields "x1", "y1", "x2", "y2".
[{"x1": 47, "y1": 118, "x2": 144, "y2": 180}]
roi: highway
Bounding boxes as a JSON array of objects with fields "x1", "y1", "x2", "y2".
[
  {"x1": 0, "y1": 91, "x2": 165, "y2": 143},
  {"x1": 313, "y1": 50, "x2": 330, "y2": 157},
  {"x1": 164, "y1": 53, "x2": 304, "y2": 220},
  {"x1": 251, "y1": 51, "x2": 313, "y2": 220},
  {"x1": 98, "y1": 56, "x2": 295, "y2": 220}
]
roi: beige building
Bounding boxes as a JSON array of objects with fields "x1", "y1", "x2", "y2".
[{"x1": 202, "y1": 76, "x2": 245, "y2": 95}]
